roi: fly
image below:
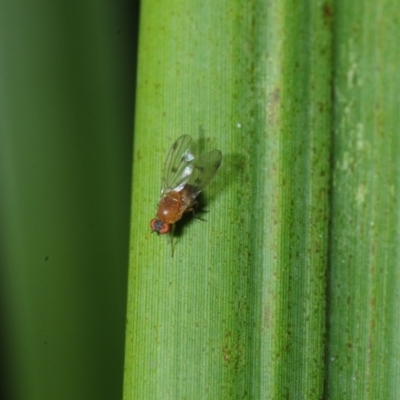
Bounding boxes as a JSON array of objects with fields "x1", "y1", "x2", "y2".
[{"x1": 150, "y1": 135, "x2": 222, "y2": 254}]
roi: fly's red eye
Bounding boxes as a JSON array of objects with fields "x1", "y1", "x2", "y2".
[
  {"x1": 150, "y1": 219, "x2": 155, "y2": 231},
  {"x1": 159, "y1": 223, "x2": 170, "y2": 234}
]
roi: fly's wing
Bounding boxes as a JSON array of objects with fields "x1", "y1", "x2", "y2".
[
  {"x1": 161, "y1": 135, "x2": 194, "y2": 194},
  {"x1": 183, "y1": 149, "x2": 222, "y2": 200}
]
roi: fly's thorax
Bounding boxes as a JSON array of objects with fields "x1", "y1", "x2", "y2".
[{"x1": 156, "y1": 191, "x2": 184, "y2": 224}]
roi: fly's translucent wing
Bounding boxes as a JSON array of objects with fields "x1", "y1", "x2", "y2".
[
  {"x1": 161, "y1": 135, "x2": 194, "y2": 194},
  {"x1": 184, "y1": 149, "x2": 222, "y2": 200}
]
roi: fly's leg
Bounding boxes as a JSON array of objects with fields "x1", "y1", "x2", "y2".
[
  {"x1": 185, "y1": 201, "x2": 207, "y2": 221},
  {"x1": 193, "y1": 209, "x2": 207, "y2": 221},
  {"x1": 169, "y1": 223, "x2": 175, "y2": 257}
]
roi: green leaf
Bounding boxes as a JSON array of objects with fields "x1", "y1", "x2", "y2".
[
  {"x1": 326, "y1": 1, "x2": 400, "y2": 398},
  {"x1": 124, "y1": 0, "x2": 332, "y2": 398}
]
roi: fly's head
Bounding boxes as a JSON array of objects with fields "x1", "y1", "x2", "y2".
[{"x1": 150, "y1": 219, "x2": 171, "y2": 235}]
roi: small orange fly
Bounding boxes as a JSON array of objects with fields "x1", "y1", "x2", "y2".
[{"x1": 150, "y1": 135, "x2": 222, "y2": 250}]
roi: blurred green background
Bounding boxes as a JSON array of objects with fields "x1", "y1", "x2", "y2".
[{"x1": 0, "y1": 1, "x2": 138, "y2": 399}]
